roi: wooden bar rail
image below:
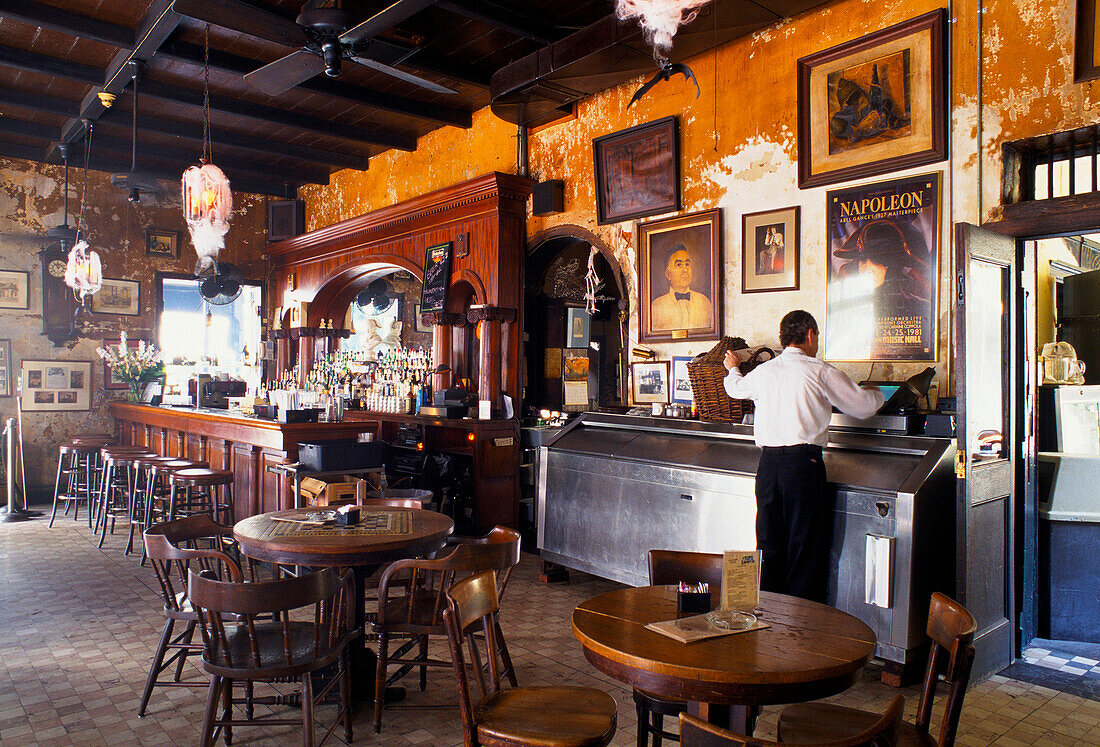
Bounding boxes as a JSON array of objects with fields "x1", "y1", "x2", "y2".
[{"x1": 109, "y1": 402, "x2": 380, "y2": 519}]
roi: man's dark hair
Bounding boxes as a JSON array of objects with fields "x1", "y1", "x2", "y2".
[
  {"x1": 779, "y1": 310, "x2": 818, "y2": 347},
  {"x1": 665, "y1": 242, "x2": 689, "y2": 267}
]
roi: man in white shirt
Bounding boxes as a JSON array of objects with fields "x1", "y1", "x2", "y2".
[
  {"x1": 650, "y1": 244, "x2": 714, "y2": 331},
  {"x1": 722, "y1": 310, "x2": 883, "y2": 602}
]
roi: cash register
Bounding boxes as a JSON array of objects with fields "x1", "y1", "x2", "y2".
[
  {"x1": 830, "y1": 366, "x2": 936, "y2": 435},
  {"x1": 189, "y1": 375, "x2": 247, "y2": 409}
]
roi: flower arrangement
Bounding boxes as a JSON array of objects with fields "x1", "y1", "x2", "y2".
[{"x1": 97, "y1": 332, "x2": 165, "y2": 401}]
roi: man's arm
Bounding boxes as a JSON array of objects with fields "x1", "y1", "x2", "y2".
[
  {"x1": 722, "y1": 350, "x2": 754, "y2": 399},
  {"x1": 822, "y1": 366, "x2": 884, "y2": 419}
]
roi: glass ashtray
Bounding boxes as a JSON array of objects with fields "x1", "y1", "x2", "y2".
[{"x1": 706, "y1": 610, "x2": 757, "y2": 630}]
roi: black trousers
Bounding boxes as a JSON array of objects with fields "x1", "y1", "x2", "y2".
[{"x1": 755, "y1": 444, "x2": 831, "y2": 603}]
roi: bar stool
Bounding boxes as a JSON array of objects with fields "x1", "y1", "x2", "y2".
[
  {"x1": 130, "y1": 457, "x2": 208, "y2": 560},
  {"x1": 168, "y1": 468, "x2": 235, "y2": 525},
  {"x1": 97, "y1": 447, "x2": 155, "y2": 548},
  {"x1": 91, "y1": 445, "x2": 148, "y2": 528},
  {"x1": 49, "y1": 440, "x2": 110, "y2": 527}
]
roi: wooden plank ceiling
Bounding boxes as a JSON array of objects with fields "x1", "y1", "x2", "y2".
[{"x1": 0, "y1": 0, "x2": 611, "y2": 196}]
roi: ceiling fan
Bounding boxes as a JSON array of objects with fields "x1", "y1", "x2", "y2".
[
  {"x1": 199, "y1": 261, "x2": 244, "y2": 305},
  {"x1": 110, "y1": 61, "x2": 162, "y2": 203},
  {"x1": 244, "y1": 0, "x2": 457, "y2": 97}
]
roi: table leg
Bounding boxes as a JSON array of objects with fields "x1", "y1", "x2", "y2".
[
  {"x1": 350, "y1": 565, "x2": 377, "y2": 705},
  {"x1": 687, "y1": 702, "x2": 756, "y2": 737}
]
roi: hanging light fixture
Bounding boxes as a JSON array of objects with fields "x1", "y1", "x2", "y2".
[
  {"x1": 182, "y1": 24, "x2": 232, "y2": 276},
  {"x1": 65, "y1": 123, "x2": 103, "y2": 323}
]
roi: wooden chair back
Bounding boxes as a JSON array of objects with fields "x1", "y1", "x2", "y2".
[
  {"x1": 359, "y1": 497, "x2": 423, "y2": 509},
  {"x1": 648, "y1": 549, "x2": 724, "y2": 588},
  {"x1": 144, "y1": 515, "x2": 242, "y2": 617},
  {"x1": 680, "y1": 694, "x2": 905, "y2": 746},
  {"x1": 187, "y1": 567, "x2": 352, "y2": 676},
  {"x1": 914, "y1": 592, "x2": 977, "y2": 746},
  {"x1": 444, "y1": 570, "x2": 506, "y2": 742}
]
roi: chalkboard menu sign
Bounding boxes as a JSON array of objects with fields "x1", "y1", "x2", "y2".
[{"x1": 420, "y1": 242, "x2": 453, "y2": 313}]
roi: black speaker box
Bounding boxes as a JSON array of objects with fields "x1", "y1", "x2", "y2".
[
  {"x1": 532, "y1": 180, "x2": 564, "y2": 216},
  {"x1": 267, "y1": 199, "x2": 304, "y2": 242}
]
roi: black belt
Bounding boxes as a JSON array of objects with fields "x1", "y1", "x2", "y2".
[{"x1": 761, "y1": 444, "x2": 822, "y2": 454}]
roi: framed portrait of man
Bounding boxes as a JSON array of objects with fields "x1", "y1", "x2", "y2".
[{"x1": 637, "y1": 209, "x2": 721, "y2": 343}]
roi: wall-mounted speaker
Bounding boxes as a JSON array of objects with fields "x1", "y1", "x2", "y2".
[
  {"x1": 267, "y1": 199, "x2": 305, "y2": 242},
  {"x1": 532, "y1": 180, "x2": 564, "y2": 216}
]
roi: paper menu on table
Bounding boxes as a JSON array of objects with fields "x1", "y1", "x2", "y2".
[{"x1": 721, "y1": 550, "x2": 762, "y2": 612}]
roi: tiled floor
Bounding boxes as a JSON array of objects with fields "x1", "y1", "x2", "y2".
[{"x1": 3, "y1": 515, "x2": 1100, "y2": 746}]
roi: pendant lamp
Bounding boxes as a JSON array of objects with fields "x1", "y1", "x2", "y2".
[{"x1": 65, "y1": 123, "x2": 103, "y2": 311}]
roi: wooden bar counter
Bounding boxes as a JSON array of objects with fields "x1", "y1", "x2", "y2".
[{"x1": 109, "y1": 402, "x2": 380, "y2": 519}]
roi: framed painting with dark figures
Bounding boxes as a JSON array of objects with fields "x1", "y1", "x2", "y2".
[
  {"x1": 593, "y1": 116, "x2": 680, "y2": 225},
  {"x1": 742, "y1": 206, "x2": 800, "y2": 293},
  {"x1": 797, "y1": 9, "x2": 947, "y2": 188},
  {"x1": 91, "y1": 278, "x2": 140, "y2": 316},
  {"x1": 637, "y1": 208, "x2": 721, "y2": 343},
  {"x1": 145, "y1": 229, "x2": 178, "y2": 258}
]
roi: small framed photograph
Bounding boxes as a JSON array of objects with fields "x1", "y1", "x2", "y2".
[
  {"x1": 742, "y1": 206, "x2": 800, "y2": 293},
  {"x1": 20, "y1": 360, "x2": 92, "y2": 411},
  {"x1": 413, "y1": 303, "x2": 431, "y2": 333},
  {"x1": 593, "y1": 116, "x2": 680, "y2": 225},
  {"x1": 797, "y1": 9, "x2": 947, "y2": 188},
  {"x1": 145, "y1": 229, "x2": 178, "y2": 258},
  {"x1": 632, "y1": 361, "x2": 670, "y2": 405},
  {"x1": 671, "y1": 356, "x2": 694, "y2": 404},
  {"x1": 1077, "y1": 0, "x2": 1100, "y2": 81},
  {"x1": 565, "y1": 307, "x2": 590, "y2": 348},
  {"x1": 638, "y1": 208, "x2": 722, "y2": 343},
  {"x1": 0, "y1": 269, "x2": 30, "y2": 310},
  {"x1": 92, "y1": 278, "x2": 141, "y2": 316},
  {"x1": 0, "y1": 339, "x2": 12, "y2": 398}
]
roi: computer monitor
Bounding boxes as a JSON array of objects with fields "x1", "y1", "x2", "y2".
[{"x1": 859, "y1": 381, "x2": 914, "y2": 414}]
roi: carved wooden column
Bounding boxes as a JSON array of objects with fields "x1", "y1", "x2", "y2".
[
  {"x1": 468, "y1": 305, "x2": 516, "y2": 415},
  {"x1": 424, "y1": 311, "x2": 466, "y2": 391}
]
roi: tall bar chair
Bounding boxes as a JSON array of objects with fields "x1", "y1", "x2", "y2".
[
  {"x1": 168, "y1": 468, "x2": 235, "y2": 525},
  {"x1": 96, "y1": 446, "x2": 155, "y2": 548},
  {"x1": 130, "y1": 457, "x2": 209, "y2": 561},
  {"x1": 49, "y1": 437, "x2": 113, "y2": 527}
]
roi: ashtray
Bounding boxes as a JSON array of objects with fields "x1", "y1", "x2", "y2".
[
  {"x1": 706, "y1": 610, "x2": 758, "y2": 631},
  {"x1": 677, "y1": 590, "x2": 712, "y2": 614},
  {"x1": 335, "y1": 508, "x2": 360, "y2": 526}
]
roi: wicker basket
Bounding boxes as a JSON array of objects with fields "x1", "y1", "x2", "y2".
[{"x1": 688, "y1": 337, "x2": 752, "y2": 422}]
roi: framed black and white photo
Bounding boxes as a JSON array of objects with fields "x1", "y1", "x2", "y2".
[
  {"x1": 0, "y1": 269, "x2": 30, "y2": 310},
  {"x1": 632, "y1": 361, "x2": 670, "y2": 405},
  {"x1": 92, "y1": 278, "x2": 140, "y2": 316},
  {"x1": 671, "y1": 355, "x2": 694, "y2": 404},
  {"x1": 565, "y1": 307, "x2": 590, "y2": 348},
  {"x1": 20, "y1": 360, "x2": 91, "y2": 411}
]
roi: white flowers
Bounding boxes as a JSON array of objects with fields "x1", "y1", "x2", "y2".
[{"x1": 96, "y1": 332, "x2": 164, "y2": 383}]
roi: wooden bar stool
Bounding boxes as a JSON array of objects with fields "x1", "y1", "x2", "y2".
[
  {"x1": 97, "y1": 447, "x2": 155, "y2": 548},
  {"x1": 49, "y1": 441, "x2": 104, "y2": 527},
  {"x1": 137, "y1": 458, "x2": 209, "y2": 559},
  {"x1": 168, "y1": 468, "x2": 235, "y2": 525}
]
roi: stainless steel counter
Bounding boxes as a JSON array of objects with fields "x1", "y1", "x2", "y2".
[{"x1": 536, "y1": 412, "x2": 955, "y2": 676}]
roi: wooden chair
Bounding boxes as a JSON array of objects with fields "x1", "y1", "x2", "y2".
[
  {"x1": 139, "y1": 515, "x2": 242, "y2": 717},
  {"x1": 371, "y1": 526, "x2": 521, "y2": 733},
  {"x1": 445, "y1": 569, "x2": 618, "y2": 747},
  {"x1": 359, "y1": 497, "x2": 424, "y2": 509},
  {"x1": 188, "y1": 566, "x2": 357, "y2": 747},
  {"x1": 778, "y1": 593, "x2": 977, "y2": 747},
  {"x1": 636, "y1": 550, "x2": 725, "y2": 746},
  {"x1": 680, "y1": 694, "x2": 904, "y2": 747}
]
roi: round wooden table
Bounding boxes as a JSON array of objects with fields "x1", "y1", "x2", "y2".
[
  {"x1": 234, "y1": 507, "x2": 454, "y2": 703},
  {"x1": 572, "y1": 586, "x2": 876, "y2": 735}
]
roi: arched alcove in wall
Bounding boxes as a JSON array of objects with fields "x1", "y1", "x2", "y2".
[{"x1": 525, "y1": 225, "x2": 627, "y2": 412}]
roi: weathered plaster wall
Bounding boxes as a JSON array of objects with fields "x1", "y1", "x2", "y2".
[
  {"x1": 0, "y1": 157, "x2": 269, "y2": 492},
  {"x1": 299, "y1": 0, "x2": 1076, "y2": 400}
]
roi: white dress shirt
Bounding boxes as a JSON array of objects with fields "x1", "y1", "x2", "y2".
[
  {"x1": 650, "y1": 290, "x2": 714, "y2": 331},
  {"x1": 723, "y1": 347, "x2": 884, "y2": 447}
]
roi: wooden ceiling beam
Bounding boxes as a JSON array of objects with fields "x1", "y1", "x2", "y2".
[
  {"x1": 0, "y1": 115, "x2": 55, "y2": 140},
  {"x1": 137, "y1": 78, "x2": 417, "y2": 151},
  {"x1": 369, "y1": 39, "x2": 492, "y2": 89},
  {"x1": 0, "y1": 0, "x2": 134, "y2": 48},
  {"x1": 436, "y1": 0, "x2": 562, "y2": 44},
  {"x1": 0, "y1": 86, "x2": 79, "y2": 117},
  {"x1": 0, "y1": 44, "x2": 103, "y2": 85},
  {"x1": 159, "y1": 39, "x2": 471, "y2": 129},
  {"x1": 0, "y1": 141, "x2": 49, "y2": 165}
]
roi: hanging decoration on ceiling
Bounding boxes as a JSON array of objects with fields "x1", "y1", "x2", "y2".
[
  {"x1": 182, "y1": 24, "x2": 232, "y2": 276},
  {"x1": 584, "y1": 246, "x2": 601, "y2": 315},
  {"x1": 615, "y1": 0, "x2": 708, "y2": 106},
  {"x1": 66, "y1": 122, "x2": 103, "y2": 314}
]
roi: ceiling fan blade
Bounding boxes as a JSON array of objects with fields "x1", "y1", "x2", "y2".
[
  {"x1": 173, "y1": 0, "x2": 309, "y2": 48},
  {"x1": 348, "y1": 55, "x2": 457, "y2": 94},
  {"x1": 338, "y1": 0, "x2": 438, "y2": 45},
  {"x1": 245, "y1": 49, "x2": 326, "y2": 96}
]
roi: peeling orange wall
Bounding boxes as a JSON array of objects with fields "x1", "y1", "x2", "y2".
[
  {"x1": 299, "y1": 0, "x2": 1078, "y2": 396},
  {"x1": 0, "y1": 157, "x2": 269, "y2": 490}
]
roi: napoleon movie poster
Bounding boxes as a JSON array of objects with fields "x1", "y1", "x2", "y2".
[{"x1": 825, "y1": 173, "x2": 940, "y2": 361}]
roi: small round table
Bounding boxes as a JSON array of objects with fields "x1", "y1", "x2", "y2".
[
  {"x1": 234, "y1": 507, "x2": 454, "y2": 702},
  {"x1": 572, "y1": 586, "x2": 876, "y2": 735}
]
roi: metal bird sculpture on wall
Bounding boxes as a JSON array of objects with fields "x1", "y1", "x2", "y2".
[{"x1": 628, "y1": 58, "x2": 700, "y2": 106}]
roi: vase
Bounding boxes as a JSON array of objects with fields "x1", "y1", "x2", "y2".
[{"x1": 126, "y1": 381, "x2": 142, "y2": 403}]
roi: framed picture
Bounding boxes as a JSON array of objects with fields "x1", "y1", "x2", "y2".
[
  {"x1": 637, "y1": 208, "x2": 721, "y2": 343},
  {"x1": 593, "y1": 116, "x2": 680, "y2": 224},
  {"x1": 632, "y1": 361, "x2": 670, "y2": 405},
  {"x1": 742, "y1": 206, "x2": 800, "y2": 293},
  {"x1": 565, "y1": 307, "x2": 590, "y2": 348},
  {"x1": 671, "y1": 355, "x2": 694, "y2": 404},
  {"x1": 413, "y1": 303, "x2": 431, "y2": 333},
  {"x1": 91, "y1": 278, "x2": 140, "y2": 316},
  {"x1": 145, "y1": 229, "x2": 178, "y2": 258},
  {"x1": 20, "y1": 360, "x2": 92, "y2": 411},
  {"x1": 1077, "y1": 0, "x2": 1100, "y2": 81},
  {"x1": 0, "y1": 339, "x2": 11, "y2": 398},
  {"x1": 102, "y1": 337, "x2": 144, "y2": 390},
  {"x1": 796, "y1": 9, "x2": 947, "y2": 189},
  {"x1": 825, "y1": 171, "x2": 942, "y2": 362},
  {"x1": 0, "y1": 269, "x2": 30, "y2": 310},
  {"x1": 419, "y1": 242, "x2": 453, "y2": 314}
]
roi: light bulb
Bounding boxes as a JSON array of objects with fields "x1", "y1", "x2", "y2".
[{"x1": 202, "y1": 189, "x2": 217, "y2": 207}]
